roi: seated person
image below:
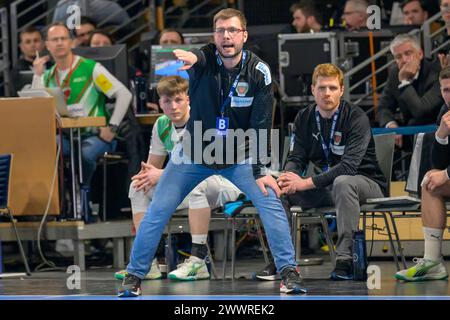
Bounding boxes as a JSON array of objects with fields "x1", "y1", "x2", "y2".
[
  {"x1": 31, "y1": 22, "x2": 132, "y2": 221},
  {"x1": 115, "y1": 76, "x2": 241, "y2": 281},
  {"x1": 378, "y1": 34, "x2": 443, "y2": 148},
  {"x1": 290, "y1": 0, "x2": 323, "y2": 33},
  {"x1": 73, "y1": 16, "x2": 97, "y2": 47},
  {"x1": 89, "y1": 29, "x2": 115, "y2": 47},
  {"x1": 342, "y1": 0, "x2": 369, "y2": 31},
  {"x1": 257, "y1": 64, "x2": 387, "y2": 281},
  {"x1": 53, "y1": 0, "x2": 130, "y2": 28},
  {"x1": 146, "y1": 29, "x2": 186, "y2": 113},
  {"x1": 12, "y1": 26, "x2": 51, "y2": 95},
  {"x1": 395, "y1": 66, "x2": 450, "y2": 282},
  {"x1": 400, "y1": 0, "x2": 429, "y2": 25}
]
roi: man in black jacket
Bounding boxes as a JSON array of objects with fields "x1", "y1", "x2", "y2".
[
  {"x1": 118, "y1": 8, "x2": 306, "y2": 297},
  {"x1": 395, "y1": 66, "x2": 450, "y2": 282},
  {"x1": 278, "y1": 63, "x2": 387, "y2": 280},
  {"x1": 378, "y1": 34, "x2": 443, "y2": 148}
]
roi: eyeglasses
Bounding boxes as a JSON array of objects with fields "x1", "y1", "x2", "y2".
[
  {"x1": 47, "y1": 36, "x2": 70, "y2": 43},
  {"x1": 214, "y1": 27, "x2": 245, "y2": 36}
]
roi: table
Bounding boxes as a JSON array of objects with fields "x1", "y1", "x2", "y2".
[
  {"x1": 135, "y1": 113, "x2": 162, "y2": 125},
  {"x1": 58, "y1": 117, "x2": 106, "y2": 220}
]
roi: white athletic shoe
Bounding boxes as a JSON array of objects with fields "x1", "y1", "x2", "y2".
[
  {"x1": 395, "y1": 257, "x2": 448, "y2": 281},
  {"x1": 114, "y1": 258, "x2": 162, "y2": 280},
  {"x1": 168, "y1": 256, "x2": 210, "y2": 281}
]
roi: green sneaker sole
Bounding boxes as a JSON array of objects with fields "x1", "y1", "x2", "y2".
[
  {"x1": 394, "y1": 273, "x2": 449, "y2": 282},
  {"x1": 168, "y1": 274, "x2": 210, "y2": 281}
]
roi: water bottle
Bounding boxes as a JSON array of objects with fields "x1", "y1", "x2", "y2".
[
  {"x1": 165, "y1": 235, "x2": 178, "y2": 272},
  {"x1": 80, "y1": 185, "x2": 92, "y2": 223},
  {"x1": 352, "y1": 230, "x2": 368, "y2": 281}
]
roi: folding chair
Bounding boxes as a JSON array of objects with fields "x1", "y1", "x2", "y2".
[
  {"x1": 290, "y1": 134, "x2": 397, "y2": 268},
  {"x1": 0, "y1": 154, "x2": 31, "y2": 278}
]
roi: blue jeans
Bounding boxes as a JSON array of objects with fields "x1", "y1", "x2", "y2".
[
  {"x1": 126, "y1": 147, "x2": 296, "y2": 278},
  {"x1": 59, "y1": 134, "x2": 117, "y2": 186}
]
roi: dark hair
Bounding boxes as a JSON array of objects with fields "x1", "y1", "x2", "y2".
[
  {"x1": 158, "y1": 28, "x2": 184, "y2": 44},
  {"x1": 290, "y1": 0, "x2": 323, "y2": 25},
  {"x1": 19, "y1": 26, "x2": 42, "y2": 42},
  {"x1": 80, "y1": 16, "x2": 97, "y2": 28},
  {"x1": 440, "y1": 66, "x2": 450, "y2": 80},
  {"x1": 400, "y1": 0, "x2": 428, "y2": 11},
  {"x1": 213, "y1": 8, "x2": 247, "y2": 30},
  {"x1": 88, "y1": 29, "x2": 115, "y2": 46},
  {"x1": 44, "y1": 22, "x2": 71, "y2": 40}
]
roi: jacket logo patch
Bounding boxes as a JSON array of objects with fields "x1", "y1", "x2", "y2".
[
  {"x1": 256, "y1": 62, "x2": 272, "y2": 86},
  {"x1": 331, "y1": 144, "x2": 345, "y2": 156},
  {"x1": 231, "y1": 96, "x2": 254, "y2": 107},
  {"x1": 312, "y1": 132, "x2": 320, "y2": 141},
  {"x1": 236, "y1": 82, "x2": 249, "y2": 96},
  {"x1": 333, "y1": 131, "x2": 342, "y2": 145},
  {"x1": 72, "y1": 76, "x2": 87, "y2": 83}
]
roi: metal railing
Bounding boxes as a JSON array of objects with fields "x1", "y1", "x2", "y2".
[
  {"x1": 343, "y1": 28, "x2": 421, "y2": 114},
  {"x1": 164, "y1": 0, "x2": 228, "y2": 28},
  {"x1": 422, "y1": 11, "x2": 449, "y2": 59},
  {"x1": 0, "y1": 8, "x2": 10, "y2": 96},
  {"x1": 10, "y1": 0, "x2": 156, "y2": 67}
]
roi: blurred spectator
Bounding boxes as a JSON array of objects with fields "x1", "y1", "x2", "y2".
[
  {"x1": 438, "y1": 0, "x2": 450, "y2": 68},
  {"x1": 146, "y1": 29, "x2": 186, "y2": 112},
  {"x1": 342, "y1": 0, "x2": 369, "y2": 30},
  {"x1": 290, "y1": 0, "x2": 323, "y2": 33},
  {"x1": 378, "y1": 34, "x2": 443, "y2": 148},
  {"x1": 158, "y1": 29, "x2": 184, "y2": 45},
  {"x1": 400, "y1": 0, "x2": 428, "y2": 25},
  {"x1": 11, "y1": 26, "x2": 50, "y2": 95},
  {"x1": 53, "y1": 0, "x2": 130, "y2": 27},
  {"x1": 73, "y1": 16, "x2": 97, "y2": 47},
  {"x1": 89, "y1": 29, "x2": 115, "y2": 47}
]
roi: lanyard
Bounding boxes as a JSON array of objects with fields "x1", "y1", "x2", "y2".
[
  {"x1": 216, "y1": 50, "x2": 247, "y2": 117},
  {"x1": 315, "y1": 106, "x2": 340, "y2": 170},
  {"x1": 54, "y1": 55, "x2": 76, "y2": 89}
]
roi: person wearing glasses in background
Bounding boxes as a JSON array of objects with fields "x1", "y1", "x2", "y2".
[
  {"x1": 31, "y1": 22, "x2": 132, "y2": 222},
  {"x1": 341, "y1": 0, "x2": 369, "y2": 30}
]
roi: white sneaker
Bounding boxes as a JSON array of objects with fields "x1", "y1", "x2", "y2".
[
  {"x1": 395, "y1": 257, "x2": 448, "y2": 281},
  {"x1": 114, "y1": 259, "x2": 162, "y2": 280},
  {"x1": 168, "y1": 256, "x2": 210, "y2": 281}
]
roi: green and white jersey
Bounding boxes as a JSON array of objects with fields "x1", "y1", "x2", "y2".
[
  {"x1": 150, "y1": 115, "x2": 186, "y2": 156},
  {"x1": 36, "y1": 55, "x2": 125, "y2": 133}
]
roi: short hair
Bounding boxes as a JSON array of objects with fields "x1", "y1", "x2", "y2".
[
  {"x1": 312, "y1": 63, "x2": 344, "y2": 86},
  {"x1": 290, "y1": 0, "x2": 323, "y2": 25},
  {"x1": 80, "y1": 16, "x2": 96, "y2": 28},
  {"x1": 400, "y1": 0, "x2": 427, "y2": 11},
  {"x1": 346, "y1": 0, "x2": 369, "y2": 12},
  {"x1": 156, "y1": 76, "x2": 189, "y2": 97},
  {"x1": 389, "y1": 33, "x2": 421, "y2": 54},
  {"x1": 440, "y1": 66, "x2": 450, "y2": 80},
  {"x1": 19, "y1": 26, "x2": 42, "y2": 42},
  {"x1": 213, "y1": 8, "x2": 247, "y2": 30},
  {"x1": 158, "y1": 28, "x2": 184, "y2": 44},
  {"x1": 88, "y1": 29, "x2": 115, "y2": 46},
  {"x1": 44, "y1": 22, "x2": 71, "y2": 40}
]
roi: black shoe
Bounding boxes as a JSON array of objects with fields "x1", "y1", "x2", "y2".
[
  {"x1": 118, "y1": 274, "x2": 142, "y2": 297},
  {"x1": 280, "y1": 267, "x2": 307, "y2": 294},
  {"x1": 330, "y1": 259, "x2": 353, "y2": 280},
  {"x1": 256, "y1": 262, "x2": 279, "y2": 281}
]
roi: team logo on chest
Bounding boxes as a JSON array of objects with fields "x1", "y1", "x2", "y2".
[
  {"x1": 236, "y1": 82, "x2": 249, "y2": 97},
  {"x1": 333, "y1": 131, "x2": 342, "y2": 145}
]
